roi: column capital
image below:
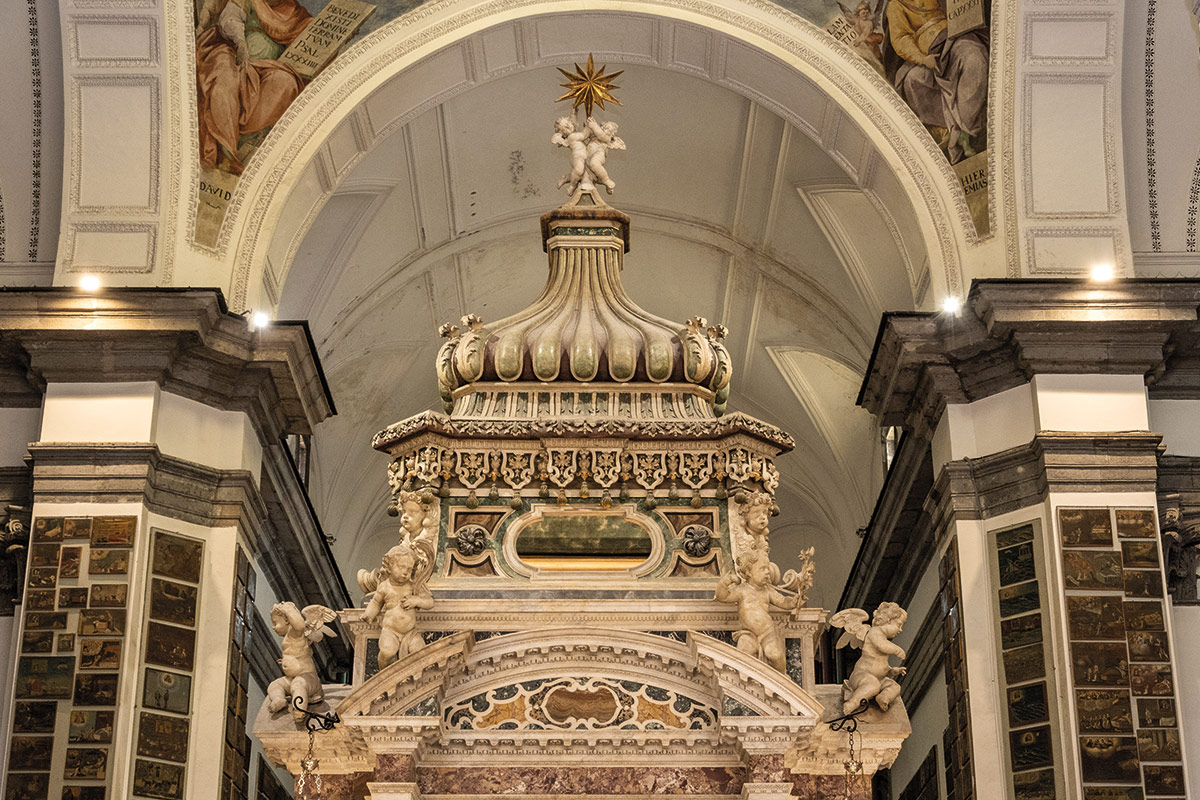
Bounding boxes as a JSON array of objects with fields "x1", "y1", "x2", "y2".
[
  {"x1": 860, "y1": 278, "x2": 1200, "y2": 430},
  {"x1": 0, "y1": 287, "x2": 334, "y2": 436}
]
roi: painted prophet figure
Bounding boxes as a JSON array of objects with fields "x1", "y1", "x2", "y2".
[{"x1": 195, "y1": 0, "x2": 315, "y2": 174}]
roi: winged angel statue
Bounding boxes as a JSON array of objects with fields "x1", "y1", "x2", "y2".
[
  {"x1": 829, "y1": 602, "x2": 908, "y2": 714},
  {"x1": 266, "y1": 601, "x2": 338, "y2": 718}
]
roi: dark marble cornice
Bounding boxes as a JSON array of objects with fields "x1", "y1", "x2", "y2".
[
  {"x1": 859, "y1": 279, "x2": 1200, "y2": 430},
  {"x1": 0, "y1": 287, "x2": 335, "y2": 437},
  {"x1": 842, "y1": 432, "x2": 1164, "y2": 610}
]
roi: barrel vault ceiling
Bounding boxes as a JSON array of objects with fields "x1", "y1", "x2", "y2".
[{"x1": 278, "y1": 43, "x2": 920, "y2": 609}]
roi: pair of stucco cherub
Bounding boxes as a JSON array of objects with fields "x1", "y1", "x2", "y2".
[
  {"x1": 267, "y1": 491, "x2": 436, "y2": 717},
  {"x1": 716, "y1": 491, "x2": 907, "y2": 715},
  {"x1": 552, "y1": 115, "x2": 625, "y2": 196}
]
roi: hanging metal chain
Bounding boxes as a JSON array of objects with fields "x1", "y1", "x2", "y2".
[
  {"x1": 297, "y1": 728, "x2": 321, "y2": 796},
  {"x1": 842, "y1": 727, "x2": 865, "y2": 800}
]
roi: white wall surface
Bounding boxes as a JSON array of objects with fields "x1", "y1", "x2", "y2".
[
  {"x1": 39, "y1": 383, "x2": 261, "y2": 479},
  {"x1": 1031, "y1": 374, "x2": 1149, "y2": 432},
  {"x1": 933, "y1": 383, "x2": 1037, "y2": 466},
  {"x1": 40, "y1": 381, "x2": 159, "y2": 442},
  {"x1": 1149, "y1": 398, "x2": 1200, "y2": 456}
]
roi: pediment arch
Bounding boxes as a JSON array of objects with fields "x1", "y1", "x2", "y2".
[{"x1": 335, "y1": 628, "x2": 824, "y2": 730}]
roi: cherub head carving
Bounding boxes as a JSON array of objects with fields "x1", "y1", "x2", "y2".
[
  {"x1": 738, "y1": 552, "x2": 772, "y2": 588},
  {"x1": 382, "y1": 541, "x2": 420, "y2": 583},
  {"x1": 269, "y1": 601, "x2": 297, "y2": 636},
  {"x1": 872, "y1": 601, "x2": 907, "y2": 636},
  {"x1": 742, "y1": 491, "x2": 772, "y2": 538},
  {"x1": 554, "y1": 116, "x2": 576, "y2": 136},
  {"x1": 397, "y1": 490, "x2": 435, "y2": 541}
]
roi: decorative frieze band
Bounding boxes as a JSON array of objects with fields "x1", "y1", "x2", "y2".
[{"x1": 382, "y1": 439, "x2": 783, "y2": 506}]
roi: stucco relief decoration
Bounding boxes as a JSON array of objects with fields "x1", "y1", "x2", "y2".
[
  {"x1": 1159, "y1": 498, "x2": 1200, "y2": 603},
  {"x1": 716, "y1": 491, "x2": 816, "y2": 672},
  {"x1": 830, "y1": 602, "x2": 909, "y2": 714},
  {"x1": 266, "y1": 601, "x2": 339, "y2": 717},
  {"x1": 358, "y1": 489, "x2": 437, "y2": 669},
  {"x1": 445, "y1": 677, "x2": 718, "y2": 731}
]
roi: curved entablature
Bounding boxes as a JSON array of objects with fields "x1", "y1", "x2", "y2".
[{"x1": 255, "y1": 626, "x2": 910, "y2": 775}]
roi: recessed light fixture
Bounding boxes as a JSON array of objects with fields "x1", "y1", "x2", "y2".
[{"x1": 79, "y1": 274, "x2": 101, "y2": 292}]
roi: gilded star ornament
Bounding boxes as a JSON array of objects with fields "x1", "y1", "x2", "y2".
[{"x1": 556, "y1": 54, "x2": 623, "y2": 117}]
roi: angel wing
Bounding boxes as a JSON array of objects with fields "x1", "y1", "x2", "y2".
[
  {"x1": 829, "y1": 608, "x2": 870, "y2": 650},
  {"x1": 301, "y1": 604, "x2": 338, "y2": 643},
  {"x1": 836, "y1": 1, "x2": 854, "y2": 20}
]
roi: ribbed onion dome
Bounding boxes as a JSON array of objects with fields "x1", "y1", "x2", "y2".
[{"x1": 435, "y1": 205, "x2": 733, "y2": 414}]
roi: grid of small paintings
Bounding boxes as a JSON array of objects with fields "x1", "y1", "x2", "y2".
[
  {"x1": 989, "y1": 521, "x2": 1057, "y2": 800},
  {"x1": 221, "y1": 547, "x2": 255, "y2": 800},
  {"x1": 255, "y1": 755, "x2": 290, "y2": 800},
  {"x1": 1057, "y1": 507, "x2": 1186, "y2": 800},
  {"x1": 899, "y1": 747, "x2": 940, "y2": 800},
  {"x1": 940, "y1": 539, "x2": 974, "y2": 800},
  {"x1": 132, "y1": 530, "x2": 204, "y2": 800},
  {"x1": 9, "y1": 516, "x2": 134, "y2": 800}
]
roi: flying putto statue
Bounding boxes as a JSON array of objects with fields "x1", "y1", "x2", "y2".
[
  {"x1": 830, "y1": 602, "x2": 909, "y2": 714},
  {"x1": 266, "y1": 601, "x2": 339, "y2": 718},
  {"x1": 552, "y1": 55, "x2": 626, "y2": 197}
]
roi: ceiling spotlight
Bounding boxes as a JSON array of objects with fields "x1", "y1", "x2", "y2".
[
  {"x1": 250, "y1": 311, "x2": 270, "y2": 330},
  {"x1": 941, "y1": 296, "x2": 962, "y2": 315},
  {"x1": 1090, "y1": 263, "x2": 1115, "y2": 281},
  {"x1": 79, "y1": 274, "x2": 101, "y2": 292}
]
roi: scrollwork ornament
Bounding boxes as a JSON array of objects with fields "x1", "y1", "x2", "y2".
[
  {"x1": 591, "y1": 449, "x2": 621, "y2": 488},
  {"x1": 632, "y1": 452, "x2": 666, "y2": 491},
  {"x1": 501, "y1": 451, "x2": 534, "y2": 491},
  {"x1": 1, "y1": 508, "x2": 30, "y2": 614}
]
